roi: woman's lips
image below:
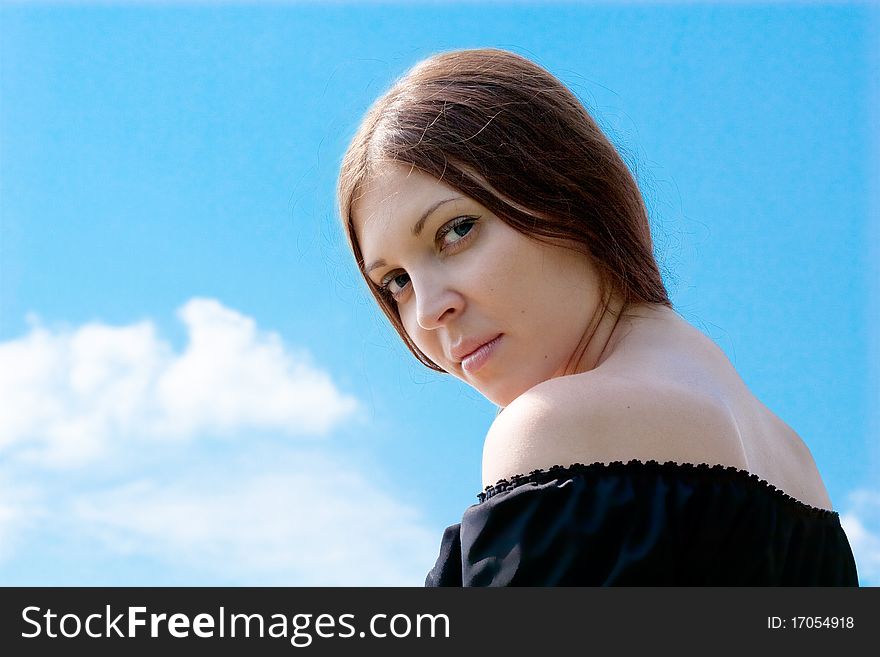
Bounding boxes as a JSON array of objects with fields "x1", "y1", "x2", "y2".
[{"x1": 461, "y1": 334, "x2": 503, "y2": 374}]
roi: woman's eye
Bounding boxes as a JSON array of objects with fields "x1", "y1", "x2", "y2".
[
  {"x1": 378, "y1": 216, "x2": 479, "y2": 301},
  {"x1": 381, "y1": 272, "x2": 411, "y2": 298},
  {"x1": 439, "y1": 217, "x2": 476, "y2": 248}
]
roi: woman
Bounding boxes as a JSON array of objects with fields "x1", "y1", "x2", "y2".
[{"x1": 336, "y1": 48, "x2": 859, "y2": 585}]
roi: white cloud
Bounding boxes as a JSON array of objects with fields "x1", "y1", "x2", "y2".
[
  {"x1": 70, "y1": 453, "x2": 437, "y2": 586},
  {"x1": 0, "y1": 299, "x2": 441, "y2": 585},
  {"x1": 0, "y1": 474, "x2": 45, "y2": 563},
  {"x1": 0, "y1": 298, "x2": 362, "y2": 467},
  {"x1": 840, "y1": 487, "x2": 880, "y2": 586}
]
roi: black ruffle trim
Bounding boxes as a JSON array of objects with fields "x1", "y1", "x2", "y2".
[{"x1": 477, "y1": 458, "x2": 839, "y2": 520}]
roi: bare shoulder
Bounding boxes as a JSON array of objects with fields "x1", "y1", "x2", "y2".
[
  {"x1": 763, "y1": 418, "x2": 834, "y2": 510},
  {"x1": 481, "y1": 373, "x2": 749, "y2": 490}
]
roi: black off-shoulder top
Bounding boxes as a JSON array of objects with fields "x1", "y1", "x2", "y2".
[{"x1": 424, "y1": 459, "x2": 859, "y2": 586}]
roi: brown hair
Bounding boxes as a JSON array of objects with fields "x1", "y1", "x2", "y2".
[{"x1": 337, "y1": 47, "x2": 672, "y2": 373}]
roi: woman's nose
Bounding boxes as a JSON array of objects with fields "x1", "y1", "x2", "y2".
[{"x1": 414, "y1": 276, "x2": 461, "y2": 330}]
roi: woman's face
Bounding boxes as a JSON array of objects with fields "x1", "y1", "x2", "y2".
[{"x1": 351, "y1": 162, "x2": 605, "y2": 407}]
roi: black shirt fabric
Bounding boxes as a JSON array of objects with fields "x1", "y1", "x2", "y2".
[{"x1": 424, "y1": 459, "x2": 859, "y2": 586}]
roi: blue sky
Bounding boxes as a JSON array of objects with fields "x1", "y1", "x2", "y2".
[{"x1": 0, "y1": 0, "x2": 877, "y2": 586}]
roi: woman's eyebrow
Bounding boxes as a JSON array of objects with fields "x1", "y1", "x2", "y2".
[{"x1": 364, "y1": 196, "x2": 463, "y2": 275}]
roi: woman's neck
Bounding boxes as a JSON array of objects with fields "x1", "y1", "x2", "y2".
[{"x1": 565, "y1": 296, "x2": 684, "y2": 377}]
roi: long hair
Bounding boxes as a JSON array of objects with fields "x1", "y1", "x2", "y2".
[{"x1": 337, "y1": 47, "x2": 672, "y2": 374}]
